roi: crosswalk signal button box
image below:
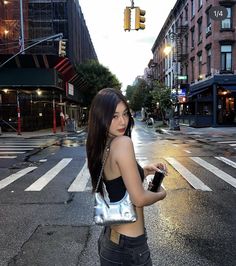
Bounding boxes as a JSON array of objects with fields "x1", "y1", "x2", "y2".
[{"x1": 135, "y1": 7, "x2": 146, "y2": 30}]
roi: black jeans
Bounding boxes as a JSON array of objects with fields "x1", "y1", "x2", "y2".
[{"x1": 98, "y1": 227, "x2": 153, "y2": 266}]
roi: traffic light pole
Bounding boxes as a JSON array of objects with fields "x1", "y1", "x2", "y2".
[
  {"x1": 168, "y1": 32, "x2": 180, "y2": 130},
  {"x1": 0, "y1": 33, "x2": 63, "y2": 68}
]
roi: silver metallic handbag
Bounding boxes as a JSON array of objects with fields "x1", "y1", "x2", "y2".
[{"x1": 94, "y1": 144, "x2": 137, "y2": 226}]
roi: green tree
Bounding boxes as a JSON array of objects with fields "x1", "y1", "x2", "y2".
[
  {"x1": 125, "y1": 78, "x2": 149, "y2": 111},
  {"x1": 151, "y1": 81, "x2": 173, "y2": 124},
  {"x1": 76, "y1": 60, "x2": 121, "y2": 106},
  {"x1": 125, "y1": 85, "x2": 135, "y2": 103}
]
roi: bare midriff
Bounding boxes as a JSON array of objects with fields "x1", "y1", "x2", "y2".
[{"x1": 110, "y1": 206, "x2": 145, "y2": 237}]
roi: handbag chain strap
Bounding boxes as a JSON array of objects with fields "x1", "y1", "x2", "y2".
[{"x1": 94, "y1": 142, "x2": 111, "y2": 193}]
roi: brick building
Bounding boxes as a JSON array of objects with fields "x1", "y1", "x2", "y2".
[{"x1": 150, "y1": 0, "x2": 236, "y2": 127}]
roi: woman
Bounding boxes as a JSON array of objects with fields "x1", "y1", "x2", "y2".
[{"x1": 86, "y1": 88, "x2": 167, "y2": 265}]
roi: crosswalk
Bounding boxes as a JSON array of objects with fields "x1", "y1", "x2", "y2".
[
  {"x1": 0, "y1": 155, "x2": 235, "y2": 193},
  {"x1": 217, "y1": 140, "x2": 236, "y2": 150},
  {"x1": 0, "y1": 138, "x2": 56, "y2": 159}
]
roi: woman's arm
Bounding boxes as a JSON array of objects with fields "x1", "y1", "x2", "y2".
[{"x1": 112, "y1": 136, "x2": 167, "y2": 208}]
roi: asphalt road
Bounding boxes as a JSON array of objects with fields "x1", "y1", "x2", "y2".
[{"x1": 0, "y1": 122, "x2": 235, "y2": 266}]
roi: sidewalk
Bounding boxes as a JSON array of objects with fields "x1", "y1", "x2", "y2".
[
  {"x1": 0, "y1": 126, "x2": 86, "y2": 138},
  {"x1": 161, "y1": 124, "x2": 236, "y2": 138},
  {"x1": 137, "y1": 118, "x2": 236, "y2": 138}
]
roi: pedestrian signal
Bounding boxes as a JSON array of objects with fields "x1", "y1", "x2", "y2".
[
  {"x1": 124, "y1": 7, "x2": 131, "y2": 31},
  {"x1": 58, "y1": 40, "x2": 66, "y2": 57},
  {"x1": 135, "y1": 7, "x2": 145, "y2": 30}
]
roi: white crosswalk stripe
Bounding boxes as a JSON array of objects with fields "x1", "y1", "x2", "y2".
[
  {"x1": 0, "y1": 156, "x2": 235, "y2": 193},
  {"x1": 165, "y1": 157, "x2": 212, "y2": 191},
  {"x1": 217, "y1": 140, "x2": 236, "y2": 150},
  {"x1": 25, "y1": 158, "x2": 72, "y2": 191},
  {"x1": 68, "y1": 160, "x2": 90, "y2": 192},
  {"x1": 190, "y1": 157, "x2": 236, "y2": 189},
  {"x1": 215, "y1": 157, "x2": 236, "y2": 168},
  {"x1": 0, "y1": 148, "x2": 33, "y2": 150},
  {"x1": 0, "y1": 167, "x2": 37, "y2": 190},
  {"x1": 0, "y1": 138, "x2": 54, "y2": 159},
  {"x1": 217, "y1": 140, "x2": 236, "y2": 144}
]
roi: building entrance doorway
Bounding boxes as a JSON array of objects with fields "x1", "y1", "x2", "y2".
[{"x1": 217, "y1": 89, "x2": 236, "y2": 125}]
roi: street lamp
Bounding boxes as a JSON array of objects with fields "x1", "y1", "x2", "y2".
[
  {"x1": 164, "y1": 32, "x2": 180, "y2": 130},
  {"x1": 163, "y1": 45, "x2": 172, "y2": 56}
]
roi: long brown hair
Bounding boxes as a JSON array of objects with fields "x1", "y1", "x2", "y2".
[{"x1": 86, "y1": 88, "x2": 134, "y2": 193}]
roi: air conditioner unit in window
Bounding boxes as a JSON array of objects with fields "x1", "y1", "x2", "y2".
[{"x1": 206, "y1": 24, "x2": 212, "y2": 34}]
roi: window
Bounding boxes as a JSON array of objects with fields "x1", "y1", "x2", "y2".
[
  {"x1": 191, "y1": 0, "x2": 195, "y2": 17},
  {"x1": 185, "y1": 5, "x2": 188, "y2": 21},
  {"x1": 191, "y1": 58, "x2": 195, "y2": 81},
  {"x1": 191, "y1": 27, "x2": 195, "y2": 47},
  {"x1": 206, "y1": 10, "x2": 211, "y2": 26},
  {"x1": 206, "y1": 48, "x2": 211, "y2": 75},
  {"x1": 221, "y1": 7, "x2": 232, "y2": 29},
  {"x1": 198, "y1": 0, "x2": 202, "y2": 9},
  {"x1": 184, "y1": 35, "x2": 188, "y2": 54},
  {"x1": 198, "y1": 54, "x2": 202, "y2": 78},
  {"x1": 221, "y1": 45, "x2": 232, "y2": 71},
  {"x1": 198, "y1": 19, "x2": 202, "y2": 43}
]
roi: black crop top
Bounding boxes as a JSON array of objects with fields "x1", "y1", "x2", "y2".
[{"x1": 104, "y1": 163, "x2": 145, "y2": 202}]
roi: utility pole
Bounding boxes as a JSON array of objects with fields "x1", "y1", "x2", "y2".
[{"x1": 19, "y1": 0, "x2": 25, "y2": 53}]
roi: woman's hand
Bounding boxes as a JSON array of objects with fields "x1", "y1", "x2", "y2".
[{"x1": 143, "y1": 162, "x2": 168, "y2": 178}]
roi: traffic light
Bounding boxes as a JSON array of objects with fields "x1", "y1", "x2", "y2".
[
  {"x1": 58, "y1": 40, "x2": 66, "y2": 57},
  {"x1": 135, "y1": 7, "x2": 146, "y2": 30},
  {"x1": 124, "y1": 7, "x2": 131, "y2": 31}
]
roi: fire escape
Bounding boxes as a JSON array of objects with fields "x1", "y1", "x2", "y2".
[{"x1": 176, "y1": 25, "x2": 189, "y2": 82}]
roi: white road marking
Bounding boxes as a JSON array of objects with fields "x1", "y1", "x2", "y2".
[
  {"x1": 161, "y1": 129, "x2": 172, "y2": 135},
  {"x1": 0, "y1": 142, "x2": 42, "y2": 145},
  {"x1": 0, "y1": 156, "x2": 17, "y2": 159},
  {"x1": 217, "y1": 140, "x2": 236, "y2": 144},
  {"x1": 25, "y1": 158, "x2": 72, "y2": 191},
  {"x1": 165, "y1": 157, "x2": 212, "y2": 191},
  {"x1": 0, "y1": 146, "x2": 40, "y2": 148},
  {"x1": 68, "y1": 160, "x2": 90, "y2": 192},
  {"x1": 229, "y1": 144, "x2": 236, "y2": 146},
  {"x1": 0, "y1": 148, "x2": 33, "y2": 150},
  {"x1": 190, "y1": 157, "x2": 236, "y2": 189},
  {"x1": 184, "y1": 150, "x2": 191, "y2": 153},
  {"x1": 215, "y1": 157, "x2": 236, "y2": 168},
  {"x1": 0, "y1": 151, "x2": 25, "y2": 154},
  {"x1": 0, "y1": 167, "x2": 37, "y2": 190}
]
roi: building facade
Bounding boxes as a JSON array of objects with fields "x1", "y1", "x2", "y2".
[
  {"x1": 0, "y1": 0, "x2": 97, "y2": 132},
  {"x1": 150, "y1": 0, "x2": 236, "y2": 127}
]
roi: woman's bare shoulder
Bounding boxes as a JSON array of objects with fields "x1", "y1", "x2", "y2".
[
  {"x1": 111, "y1": 136, "x2": 133, "y2": 147},
  {"x1": 110, "y1": 136, "x2": 134, "y2": 160}
]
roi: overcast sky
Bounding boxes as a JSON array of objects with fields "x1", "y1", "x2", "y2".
[{"x1": 79, "y1": 0, "x2": 176, "y2": 92}]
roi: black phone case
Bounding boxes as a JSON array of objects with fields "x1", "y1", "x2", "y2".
[{"x1": 150, "y1": 171, "x2": 165, "y2": 192}]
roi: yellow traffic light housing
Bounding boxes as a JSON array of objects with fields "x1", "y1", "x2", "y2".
[
  {"x1": 58, "y1": 40, "x2": 66, "y2": 57},
  {"x1": 124, "y1": 7, "x2": 131, "y2": 31},
  {"x1": 135, "y1": 7, "x2": 146, "y2": 30}
]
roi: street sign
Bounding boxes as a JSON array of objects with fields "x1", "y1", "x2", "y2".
[{"x1": 177, "y1": 75, "x2": 187, "y2": 80}]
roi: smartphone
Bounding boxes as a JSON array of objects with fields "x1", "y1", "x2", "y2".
[{"x1": 149, "y1": 170, "x2": 165, "y2": 192}]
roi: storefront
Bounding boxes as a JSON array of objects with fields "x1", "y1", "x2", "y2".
[
  {"x1": 179, "y1": 75, "x2": 236, "y2": 127},
  {"x1": 0, "y1": 55, "x2": 86, "y2": 132}
]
